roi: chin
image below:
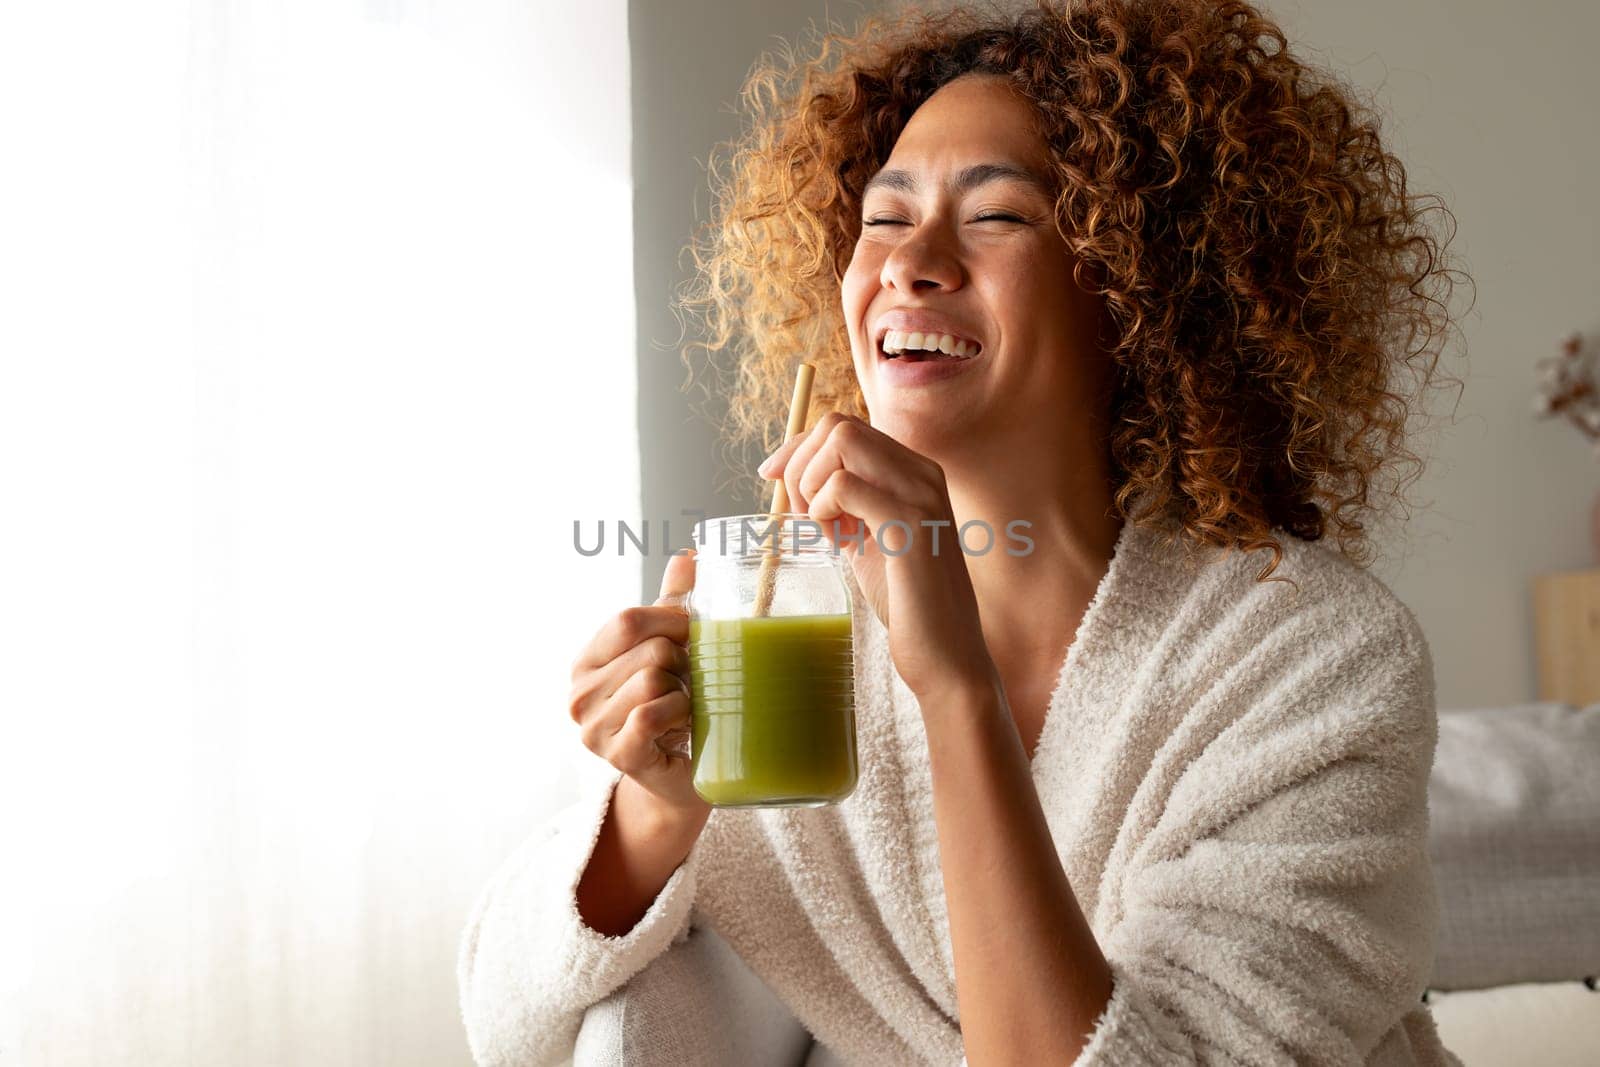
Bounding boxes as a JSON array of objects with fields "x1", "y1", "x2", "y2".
[{"x1": 869, "y1": 401, "x2": 977, "y2": 452}]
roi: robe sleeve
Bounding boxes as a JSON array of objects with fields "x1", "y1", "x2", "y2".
[
  {"x1": 457, "y1": 770, "x2": 703, "y2": 1067},
  {"x1": 1074, "y1": 604, "x2": 1459, "y2": 1065}
]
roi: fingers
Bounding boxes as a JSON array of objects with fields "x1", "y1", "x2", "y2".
[
  {"x1": 762, "y1": 412, "x2": 946, "y2": 525},
  {"x1": 782, "y1": 412, "x2": 852, "y2": 516},
  {"x1": 756, "y1": 413, "x2": 845, "y2": 514},
  {"x1": 567, "y1": 550, "x2": 699, "y2": 775},
  {"x1": 570, "y1": 548, "x2": 695, "y2": 722},
  {"x1": 564, "y1": 550, "x2": 702, "y2": 792},
  {"x1": 573, "y1": 604, "x2": 689, "y2": 674},
  {"x1": 602, "y1": 634, "x2": 691, "y2": 697},
  {"x1": 576, "y1": 664, "x2": 687, "y2": 756},
  {"x1": 609, "y1": 690, "x2": 692, "y2": 775},
  {"x1": 795, "y1": 418, "x2": 910, "y2": 509},
  {"x1": 569, "y1": 631, "x2": 689, "y2": 724},
  {"x1": 807, "y1": 468, "x2": 905, "y2": 549},
  {"x1": 655, "y1": 547, "x2": 696, "y2": 611},
  {"x1": 756, "y1": 434, "x2": 803, "y2": 479}
]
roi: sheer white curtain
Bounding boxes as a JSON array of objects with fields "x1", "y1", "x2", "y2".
[{"x1": 0, "y1": 2, "x2": 637, "y2": 1063}]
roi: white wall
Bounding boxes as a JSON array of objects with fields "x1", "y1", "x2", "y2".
[{"x1": 1274, "y1": 0, "x2": 1600, "y2": 707}]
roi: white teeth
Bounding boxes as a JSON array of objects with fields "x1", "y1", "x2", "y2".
[{"x1": 881, "y1": 328, "x2": 980, "y2": 357}]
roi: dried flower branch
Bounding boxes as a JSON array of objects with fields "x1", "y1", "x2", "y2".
[{"x1": 1532, "y1": 332, "x2": 1600, "y2": 460}]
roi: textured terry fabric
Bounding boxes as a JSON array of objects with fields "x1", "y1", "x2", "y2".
[
  {"x1": 1428, "y1": 703, "x2": 1600, "y2": 990},
  {"x1": 456, "y1": 772, "x2": 702, "y2": 1067},
  {"x1": 458, "y1": 515, "x2": 1462, "y2": 1066},
  {"x1": 572, "y1": 926, "x2": 813, "y2": 1067}
]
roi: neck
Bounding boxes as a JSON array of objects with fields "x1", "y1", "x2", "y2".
[{"x1": 938, "y1": 431, "x2": 1123, "y2": 658}]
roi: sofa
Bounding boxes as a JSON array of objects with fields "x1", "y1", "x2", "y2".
[{"x1": 573, "y1": 703, "x2": 1600, "y2": 1065}]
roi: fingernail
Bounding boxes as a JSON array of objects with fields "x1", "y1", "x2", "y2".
[{"x1": 757, "y1": 454, "x2": 776, "y2": 477}]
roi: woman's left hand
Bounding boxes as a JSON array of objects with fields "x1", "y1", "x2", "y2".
[{"x1": 757, "y1": 412, "x2": 997, "y2": 698}]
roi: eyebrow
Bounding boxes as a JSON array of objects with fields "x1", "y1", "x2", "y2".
[{"x1": 862, "y1": 161, "x2": 1054, "y2": 199}]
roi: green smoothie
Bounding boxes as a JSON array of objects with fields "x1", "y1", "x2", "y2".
[{"x1": 688, "y1": 613, "x2": 857, "y2": 807}]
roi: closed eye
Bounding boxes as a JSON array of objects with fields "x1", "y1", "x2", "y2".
[{"x1": 861, "y1": 213, "x2": 1026, "y2": 226}]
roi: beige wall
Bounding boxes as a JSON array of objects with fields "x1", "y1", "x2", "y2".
[
  {"x1": 1274, "y1": 0, "x2": 1600, "y2": 707},
  {"x1": 631, "y1": 0, "x2": 886, "y2": 602},
  {"x1": 632, "y1": 0, "x2": 1600, "y2": 708}
]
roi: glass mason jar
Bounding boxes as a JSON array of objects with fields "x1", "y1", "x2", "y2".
[{"x1": 684, "y1": 514, "x2": 858, "y2": 808}]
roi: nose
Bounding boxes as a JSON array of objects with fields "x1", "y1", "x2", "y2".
[{"x1": 878, "y1": 219, "x2": 965, "y2": 294}]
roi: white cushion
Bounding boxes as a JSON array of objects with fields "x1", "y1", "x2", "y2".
[
  {"x1": 1428, "y1": 982, "x2": 1600, "y2": 1066},
  {"x1": 1429, "y1": 704, "x2": 1600, "y2": 988}
]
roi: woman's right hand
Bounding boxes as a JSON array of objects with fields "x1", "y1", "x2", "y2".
[{"x1": 567, "y1": 548, "x2": 709, "y2": 820}]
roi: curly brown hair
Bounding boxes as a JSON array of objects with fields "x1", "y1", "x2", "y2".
[{"x1": 675, "y1": 0, "x2": 1467, "y2": 581}]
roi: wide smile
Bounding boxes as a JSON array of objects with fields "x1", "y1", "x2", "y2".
[
  {"x1": 871, "y1": 326, "x2": 985, "y2": 387},
  {"x1": 875, "y1": 326, "x2": 984, "y2": 363}
]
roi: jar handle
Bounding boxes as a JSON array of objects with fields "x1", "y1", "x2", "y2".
[{"x1": 656, "y1": 588, "x2": 694, "y2": 762}]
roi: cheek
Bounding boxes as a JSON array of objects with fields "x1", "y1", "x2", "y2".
[
  {"x1": 989, "y1": 243, "x2": 1074, "y2": 317},
  {"x1": 839, "y1": 251, "x2": 879, "y2": 395},
  {"x1": 840, "y1": 248, "x2": 881, "y2": 339},
  {"x1": 841, "y1": 245, "x2": 879, "y2": 305}
]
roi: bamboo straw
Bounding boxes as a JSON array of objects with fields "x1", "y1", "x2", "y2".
[{"x1": 753, "y1": 362, "x2": 816, "y2": 617}]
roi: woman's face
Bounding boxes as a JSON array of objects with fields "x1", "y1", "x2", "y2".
[{"x1": 841, "y1": 74, "x2": 1108, "y2": 455}]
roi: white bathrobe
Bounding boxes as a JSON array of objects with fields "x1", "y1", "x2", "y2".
[{"x1": 458, "y1": 513, "x2": 1460, "y2": 1065}]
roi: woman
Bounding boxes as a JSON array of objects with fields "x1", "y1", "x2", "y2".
[{"x1": 459, "y1": 1, "x2": 1465, "y2": 1063}]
